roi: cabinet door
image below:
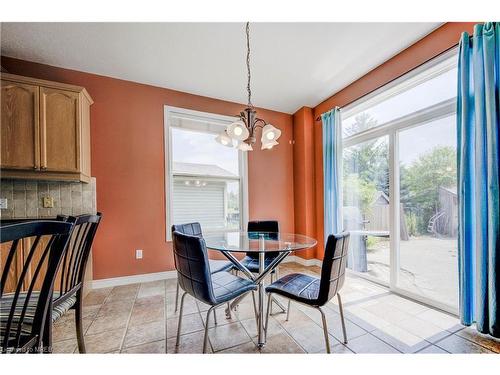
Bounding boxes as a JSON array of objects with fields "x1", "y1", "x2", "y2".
[
  {"x1": 0, "y1": 80, "x2": 40, "y2": 170},
  {"x1": 40, "y1": 87, "x2": 80, "y2": 172}
]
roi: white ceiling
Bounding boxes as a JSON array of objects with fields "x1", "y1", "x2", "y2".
[{"x1": 0, "y1": 22, "x2": 441, "y2": 114}]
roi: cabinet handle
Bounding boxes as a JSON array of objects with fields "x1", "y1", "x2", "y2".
[
  {"x1": 33, "y1": 166, "x2": 38, "y2": 170},
  {"x1": 41, "y1": 166, "x2": 47, "y2": 170}
]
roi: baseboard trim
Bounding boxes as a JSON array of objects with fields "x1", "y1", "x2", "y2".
[
  {"x1": 91, "y1": 270, "x2": 177, "y2": 289},
  {"x1": 282, "y1": 255, "x2": 322, "y2": 267},
  {"x1": 91, "y1": 258, "x2": 323, "y2": 289}
]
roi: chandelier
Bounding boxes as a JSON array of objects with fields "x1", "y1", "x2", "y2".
[{"x1": 215, "y1": 22, "x2": 281, "y2": 151}]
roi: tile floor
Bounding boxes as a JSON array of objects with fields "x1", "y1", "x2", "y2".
[{"x1": 52, "y1": 263, "x2": 500, "y2": 354}]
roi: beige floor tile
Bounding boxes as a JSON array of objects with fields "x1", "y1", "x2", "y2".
[
  {"x1": 97, "y1": 299, "x2": 135, "y2": 317},
  {"x1": 165, "y1": 279, "x2": 178, "y2": 292},
  {"x1": 167, "y1": 330, "x2": 212, "y2": 353},
  {"x1": 417, "y1": 345, "x2": 450, "y2": 354},
  {"x1": 371, "y1": 324, "x2": 430, "y2": 353},
  {"x1": 121, "y1": 340, "x2": 165, "y2": 353},
  {"x1": 129, "y1": 301, "x2": 165, "y2": 327},
  {"x1": 52, "y1": 338, "x2": 77, "y2": 353},
  {"x1": 137, "y1": 281, "x2": 165, "y2": 298},
  {"x1": 394, "y1": 316, "x2": 451, "y2": 343},
  {"x1": 106, "y1": 284, "x2": 139, "y2": 302},
  {"x1": 280, "y1": 319, "x2": 336, "y2": 353},
  {"x1": 166, "y1": 313, "x2": 204, "y2": 339},
  {"x1": 135, "y1": 294, "x2": 165, "y2": 308},
  {"x1": 417, "y1": 309, "x2": 463, "y2": 332},
  {"x1": 208, "y1": 322, "x2": 252, "y2": 352},
  {"x1": 240, "y1": 316, "x2": 284, "y2": 340},
  {"x1": 217, "y1": 341, "x2": 261, "y2": 354},
  {"x1": 455, "y1": 326, "x2": 500, "y2": 353},
  {"x1": 86, "y1": 311, "x2": 130, "y2": 335},
  {"x1": 346, "y1": 333, "x2": 400, "y2": 353},
  {"x1": 53, "y1": 317, "x2": 93, "y2": 342},
  {"x1": 435, "y1": 334, "x2": 494, "y2": 353},
  {"x1": 84, "y1": 327, "x2": 126, "y2": 353},
  {"x1": 296, "y1": 304, "x2": 367, "y2": 342},
  {"x1": 362, "y1": 301, "x2": 414, "y2": 324},
  {"x1": 83, "y1": 288, "x2": 112, "y2": 306},
  {"x1": 339, "y1": 305, "x2": 392, "y2": 332},
  {"x1": 123, "y1": 320, "x2": 165, "y2": 348},
  {"x1": 260, "y1": 333, "x2": 306, "y2": 354},
  {"x1": 166, "y1": 293, "x2": 198, "y2": 318},
  {"x1": 200, "y1": 305, "x2": 239, "y2": 328}
]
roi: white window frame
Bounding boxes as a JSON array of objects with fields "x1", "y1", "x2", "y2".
[
  {"x1": 340, "y1": 47, "x2": 459, "y2": 315},
  {"x1": 164, "y1": 106, "x2": 249, "y2": 241}
]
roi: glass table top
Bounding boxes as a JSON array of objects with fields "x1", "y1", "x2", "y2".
[{"x1": 203, "y1": 231, "x2": 317, "y2": 253}]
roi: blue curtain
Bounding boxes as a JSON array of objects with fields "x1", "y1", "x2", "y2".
[
  {"x1": 322, "y1": 108, "x2": 342, "y2": 240},
  {"x1": 457, "y1": 22, "x2": 500, "y2": 338}
]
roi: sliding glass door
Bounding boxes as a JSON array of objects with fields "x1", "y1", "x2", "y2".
[
  {"x1": 343, "y1": 135, "x2": 390, "y2": 285},
  {"x1": 339, "y1": 49, "x2": 459, "y2": 313},
  {"x1": 396, "y1": 115, "x2": 458, "y2": 308}
]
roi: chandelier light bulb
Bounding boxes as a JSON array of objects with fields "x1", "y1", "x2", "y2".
[
  {"x1": 215, "y1": 131, "x2": 234, "y2": 148},
  {"x1": 238, "y1": 142, "x2": 253, "y2": 151},
  {"x1": 261, "y1": 140, "x2": 279, "y2": 150},
  {"x1": 227, "y1": 120, "x2": 249, "y2": 141},
  {"x1": 262, "y1": 124, "x2": 281, "y2": 143}
]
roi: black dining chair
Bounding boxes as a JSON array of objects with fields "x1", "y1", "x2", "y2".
[
  {"x1": 173, "y1": 230, "x2": 257, "y2": 353},
  {"x1": 242, "y1": 220, "x2": 280, "y2": 278},
  {"x1": 45, "y1": 213, "x2": 102, "y2": 353},
  {"x1": 264, "y1": 232, "x2": 350, "y2": 353},
  {"x1": 0, "y1": 220, "x2": 74, "y2": 353},
  {"x1": 171, "y1": 222, "x2": 233, "y2": 314}
]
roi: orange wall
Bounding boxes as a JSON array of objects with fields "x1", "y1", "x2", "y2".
[
  {"x1": 303, "y1": 22, "x2": 476, "y2": 259},
  {"x1": 292, "y1": 107, "x2": 317, "y2": 259},
  {"x1": 1, "y1": 56, "x2": 294, "y2": 279}
]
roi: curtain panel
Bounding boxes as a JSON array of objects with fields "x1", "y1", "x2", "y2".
[
  {"x1": 457, "y1": 22, "x2": 500, "y2": 337},
  {"x1": 322, "y1": 108, "x2": 342, "y2": 240}
]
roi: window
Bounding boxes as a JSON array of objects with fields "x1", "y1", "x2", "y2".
[
  {"x1": 340, "y1": 48, "x2": 458, "y2": 313},
  {"x1": 164, "y1": 107, "x2": 248, "y2": 240}
]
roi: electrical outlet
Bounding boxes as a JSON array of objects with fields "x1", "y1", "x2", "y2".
[
  {"x1": 135, "y1": 249, "x2": 143, "y2": 259},
  {"x1": 42, "y1": 196, "x2": 54, "y2": 208},
  {"x1": 0, "y1": 198, "x2": 7, "y2": 209}
]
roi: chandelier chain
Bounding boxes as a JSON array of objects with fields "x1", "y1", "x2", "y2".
[{"x1": 246, "y1": 22, "x2": 253, "y2": 108}]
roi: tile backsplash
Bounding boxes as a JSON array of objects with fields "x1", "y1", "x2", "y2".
[{"x1": 0, "y1": 178, "x2": 96, "y2": 219}]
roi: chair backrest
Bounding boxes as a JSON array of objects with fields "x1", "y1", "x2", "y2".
[
  {"x1": 171, "y1": 222, "x2": 203, "y2": 237},
  {"x1": 171, "y1": 230, "x2": 216, "y2": 306},
  {"x1": 0, "y1": 220, "x2": 74, "y2": 352},
  {"x1": 54, "y1": 213, "x2": 102, "y2": 305},
  {"x1": 317, "y1": 232, "x2": 350, "y2": 306},
  {"x1": 247, "y1": 220, "x2": 279, "y2": 259}
]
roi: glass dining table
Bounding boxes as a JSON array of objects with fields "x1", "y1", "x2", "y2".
[{"x1": 204, "y1": 231, "x2": 317, "y2": 348}]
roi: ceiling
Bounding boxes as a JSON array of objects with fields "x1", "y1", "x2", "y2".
[{"x1": 0, "y1": 22, "x2": 441, "y2": 114}]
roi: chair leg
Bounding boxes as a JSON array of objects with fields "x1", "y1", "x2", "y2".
[
  {"x1": 318, "y1": 307, "x2": 331, "y2": 353},
  {"x1": 226, "y1": 302, "x2": 231, "y2": 319},
  {"x1": 75, "y1": 290, "x2": 86, "y2": 353},
  {"x1": 203, "y1": 307, "x2": 215, "y2": 354},
  {"x1": 285, "y1": 299, "x2": 291, "y2": 321},
  {"x1": 213, "y1": 308, "x2": 218, "y2": 325},
  {"x1": 337, "y1": 293, "x2": 348, "y2": 344},
  {"x1": 175, "y1": 282, "x2": 180, "y2": 312},
  {"x1": 42, "y1": 311, "x2": 53, "y2": 353},
  {"x1": 175, "y1": 292, "x2": 187, "y2": 347},
  {"x1": 264, "y1": 293, "x2": 272, "y2": 341}
]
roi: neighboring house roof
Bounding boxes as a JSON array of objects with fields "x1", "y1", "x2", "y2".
[
  {"x1": 372, "y1": 191, "x2": 389, "y2": 205},
  {"x1": 173, "y1": 162, "x2": 237, "y2": 178},
  {"x1": 440, "y1": 186, "x2": 457, "y2": 196}
]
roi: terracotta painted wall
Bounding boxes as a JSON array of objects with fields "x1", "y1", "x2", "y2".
[
  {"x1": 302, "y1": 22, "x2": 476, "y2": 259},
  {"x1": 1, "y1": 56, "x2": 294, "y2": 280},
  {"x1": 292, "y1": 107, "x2": 317, "y2": 260}
]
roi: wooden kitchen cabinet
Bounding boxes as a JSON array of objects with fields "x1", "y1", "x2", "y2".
[{"x1": 0, "y1": 73, "x2": 93, "y2": 183}]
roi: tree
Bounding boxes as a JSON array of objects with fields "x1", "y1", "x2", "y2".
[
  {"x1": 343, "y1": 113, "x2": 389, "y2": 200},
  {"x1": 400, "y1": 146, "x2": 457, "y2": 234}
]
